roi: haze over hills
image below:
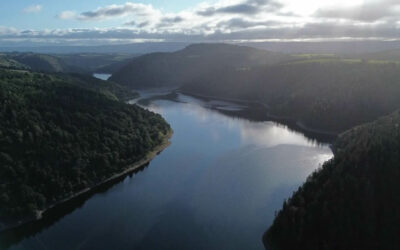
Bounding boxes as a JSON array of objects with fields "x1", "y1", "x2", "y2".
[
  {"x1": 0, "y1": 52, "x2": 137, "y2": 74},
  {"x1": 111, "y1": 43, "x2": 400, "y2": 132},
  {"x1": 182, "y1": 59, "x2": 400, "y2": 132},
  {"x1": 3, "y1": 40, "x2": 400, "y2": 55},
  {"x1": 110, "y1": 43, "x2": 292, "y2": 88},
  {"x1": 0, "y1": 42, "x2": 189, "y2": 55},
  {"x1": 4, "y1": 53, "x2": 84, "y2": 73}
]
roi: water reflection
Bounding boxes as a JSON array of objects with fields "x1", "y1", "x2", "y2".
[
  {"x1": 1, "y1": 91, "x2": 333, "y2": 250},
  {"x1": 92, "y1": 73, "x2": 111, "y2": 81}
]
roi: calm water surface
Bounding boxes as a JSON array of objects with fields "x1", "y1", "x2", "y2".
[
  {"x1": 92, "y1": 73, "x2": 112, "y2": 80},
  {"x1": 1, "y1": 92, "x2": 333, "y2": 250}
]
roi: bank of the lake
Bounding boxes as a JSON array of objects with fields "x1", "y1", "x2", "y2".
[
  {"x1": 264, "y1": 110, "x2": 400, "y2": 250},
  {"x1": 0, "y1": 130, "x2": 173, "y2": 233},
  {"x1": 1, "y1": 91, "x2": 333, "y2": 250},
  {"x1": 179, "y1": 90, "x2": 338, "y2": 141},
  {"x1": 92, "y1": 73, "x2": 112, "y2": 81},
  {"x1": 0, "y1": 70, "x2": 172, "y2": 235}
]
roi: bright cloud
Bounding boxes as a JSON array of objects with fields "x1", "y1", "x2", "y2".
[
  {"x1": 23, "y1": 4, "x2": 42, "y2": 13},
  {"x1": 2, "y1": 0, "x2": 400, "y2": 45},
  {"x1": 57, "y1": 11, "x2": 77, "y2": 20}
]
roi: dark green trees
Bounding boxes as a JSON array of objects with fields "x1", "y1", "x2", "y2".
[
  {"x1": 0, "y1": 69, "x2": 170, "y2": 220},
  {"x1": 264, "y1": 111, "x2": 400, "y2": 250}
]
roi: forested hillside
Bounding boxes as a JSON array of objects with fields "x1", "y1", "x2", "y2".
[
  {"x1": 6, "y1": 53, "x2": 84, "y2": 73},
  {"x1": 0, "y1": 55, "x2": 27, "y2": 69},
  {"x1": 55, "y1": 53, "x2": 137, "y2": 73},
  {"x1": 110, "y1": 43, "x2": 400, "y2": 132},
  {"x1": 110, "y1": 43, "x2": 291, "y2": 88},
  {"x1": 0, "y1": 53, "x2": 136, "y2": 74},
  {"x1": 54, "y1": 73, "x2": 139, "y2": 102},
  {"x1": 0, "y1": 69, "x2": 170, "y2": 224},
  {"x1": 264, "y1": 110, "x2": 400, "y2": 250},
  {"x1": 182, "y1": 60, "x2": 400, "y2": 132}
]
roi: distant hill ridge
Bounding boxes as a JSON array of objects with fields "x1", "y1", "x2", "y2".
[
  {"x1": 111, "y1": 43, "x2": 400, "y2": 133},
  {"x1": 0, "y1": 52, "x2": 137, "y2": 74},
  {"x1": 110, "y1": 43, "x2": 292, "y2": 88}
]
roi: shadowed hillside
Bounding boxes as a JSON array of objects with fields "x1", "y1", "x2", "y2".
[
  {"x1": 0, "y1": 69, "x2": 170, "y2": 227},
  {"x1": 182, "y1": 60, "x2": 400, "y2": 132},
  {"x1": 264, "y1": 110, "x2": 400, "y2": 250},
  {"x1": 110, "y1": 43, "x2": 291, "y2": 88}
]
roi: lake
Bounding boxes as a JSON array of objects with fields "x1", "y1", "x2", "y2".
[
  {"x1": 0, "y1": 90, "x2": 333, "y2": 250},
  {"x1": 92, "y1": 73, "x2": 112, "y2": 81}
]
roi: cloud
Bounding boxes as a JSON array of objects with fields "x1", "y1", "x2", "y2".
[
  {"x1": 124, "y1": 20, "x2": 136, "y2": 26},
  {"x1": 156, "y1": 16, "x2": 184, "y2": 28},
  {"x1": 315, "y1": 0, "x2": 400, "y2": 21},
  {"x1": 197, "y1": 0, "x2": 282, "y2": 16},
  {"x1": 160, "y1": 16, "x2": 184, "y2": 24},
  {"x1": 0, "y1": 26, "x2": 18, "y2": 35},
  {"x1": 1, "y1": 20, "x2": 398, "y2": 42},
  {"x1": 57, "y1": 11, "x2": 77, "y2": 20},
  {"x1": 124, "y1": 20, "x2": 151, "y2": 28},
  {"x1": 23, "y1": 5, "x2": 42, "y2": 13},
  {"x1": 78, "y1": 2, "x2": 159, "y2": 21},
  {"x1": 3, "y1": 0, "x2": 400, "y2": 46},
  {"x1": 218, "y1": 18, "x2": 279, "y2": 29},
  {"x1": 197, "y1": 4, "x2": 260, "y2": 16}
]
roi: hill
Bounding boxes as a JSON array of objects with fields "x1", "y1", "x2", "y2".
[
  {"x1": 0, "y1": 54, "x2": 27, "y2": 69},
  {"x1": 53, "y1": 73, "x2": 139, "y2": 102},
  {"x1": 0, "y1": 69, "x2": 170, "y2": 229},
  {"x1": 110, "y1": 43, "x2": 400, "y2": 132},
  {"x1": 264, "y1": 110, "x2": 400, "y2": 250},
  {"x1": 6, "y1": 53, "x2": 84, "y2": 73},
  {"x1": 181, "y1": 60, "x2": 400, "y2": 132},
  {"x1": 0, "y1": 53, "x2": 136, "y2": 75},
  {"x1": 110, "y1": 43, "x2": 291, "y2": 88},
  {"x1": 55, "y1": 53, "x2": 138, "y2": 74}
]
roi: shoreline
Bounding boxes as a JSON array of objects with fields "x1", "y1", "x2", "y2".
[
  {"x1": 179, "y1": 90, "x2": 338, "y2": 137},
  {"x1": 0, "y1": 129, "x2": 173, "y2": 234}
]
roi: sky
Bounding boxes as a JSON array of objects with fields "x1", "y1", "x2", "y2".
[{"x1": 1, "y1": 0, "x2": 400, "y2": 46}]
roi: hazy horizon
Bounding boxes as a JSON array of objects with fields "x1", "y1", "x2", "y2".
[{"x1": 1, "y1": 0, "x2": 400, "y2": 48}]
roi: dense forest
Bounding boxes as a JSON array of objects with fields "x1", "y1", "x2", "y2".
[
  {"x1": 3, "y1": 53, "x2": 85, "y2": 73},
  {"x1": 111, "y1": 43, "x2": 400, "y2": 132},
  {"x1": 0, "y1": 53, "x2": 136, "y2": 74},
  {"x1": 54, "y1": 53, "x2": 138, "y2": 74},
  {"x1": 110, "y1": 43, "x2": 291, "y2": 88},
  {"x1": 182, "y1": 60, "x2": 400, "y2": 132},
  {"x1": 264, "y1": 110, "x2": 400, "y2": 250},
  {"x1": 0, "y1": 69, "x2": 171, "y2": 224}
]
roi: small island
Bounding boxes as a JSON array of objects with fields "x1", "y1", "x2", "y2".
[{"x1": 0, "y1": 69, "x2": 172, "y2": 232}]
